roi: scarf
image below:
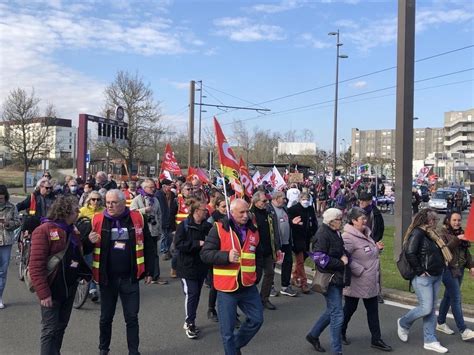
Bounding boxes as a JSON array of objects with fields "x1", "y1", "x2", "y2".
[
  {"x1": 104, "y1": 208, "x2": 130, "y2": 237},
  {"x1": 40, "y1": 218, "x2": 78, "y2": 249},
  {"x1": 421, "y1": 226, "x2": 453, "y2": 265},
  {"x1": 139, "y1": 189, "x2": 155, "y2": 206},
  {"x1": 230, "y1": 217, "x2": 247, "y2": 243}
]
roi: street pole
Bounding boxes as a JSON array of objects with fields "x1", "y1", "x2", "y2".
[
  {"x1": 394, "y1": 0, "x2": 416, "y2": 259},
  {"x1": 329, "y1": 30, "x2": 347, "y2": 182},
  {"x1": 197, "y1": 80, "x2": 203, "y2": 167},
  {"x1": 188, "y1": 80, "x2": 195, "y2": 169}
]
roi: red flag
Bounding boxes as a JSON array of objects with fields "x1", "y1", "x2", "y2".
[
  {"x1": 213, "y1": 117, "x2": 242, "y2": 194},
  {"x1": 187, "y1": 167, "x2": 210, "y2": 184},
  {"x1": 464, "y1": 208, "x2": 474, "y2": 241},
  {"x1": 239, "y1": 157, "x2": 254, "y2": 197},
  {"x1": 161, "y1": 143, "x2": 182, "y2": 176}
]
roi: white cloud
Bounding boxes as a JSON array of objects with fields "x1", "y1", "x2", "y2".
[
  {"x1": 298, "y1": 33, "x2": 332, "y2": 49},
  {"x1": 214, "y1": 17, "x2": 286, "y2": 42},
  {"x1": 0, "y1": 2, "x2": 204, "y2": 122},
  {"x1": 351, "y1": 81, "x2": 367, "y2": 89},
  {"x1": 337, "y1": 7, "x2": 473, "y2": 52},
  {"x1": 169, "y1": 82, "x2": 190, "y2": 90},
  {"x1": 252, "y1": 0, "x2": 305, "y2": 14}
]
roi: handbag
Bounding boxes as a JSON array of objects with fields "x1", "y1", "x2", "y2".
[
  {"x1": 310, "y1": 268, "x2": 334, "y2": 294},
  {"x1": 24, "y1": 236, "x2": 71, "y2": 293}
]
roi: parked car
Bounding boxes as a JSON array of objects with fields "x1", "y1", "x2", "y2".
[{"x1": 428, "y1": 189, "x2": 450, "y2": 212}]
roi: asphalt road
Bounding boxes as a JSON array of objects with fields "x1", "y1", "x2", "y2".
[{"x1": 1, "y1": 257, "x2": 473, "y2": 355}]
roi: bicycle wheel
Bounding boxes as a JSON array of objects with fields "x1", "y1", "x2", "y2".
[
  {"x1": 73, "y1": 279, "x2": 90, "y2": 309},
  {"x1": 18, "y1": 242, "x2": 29, "y2": 281}
]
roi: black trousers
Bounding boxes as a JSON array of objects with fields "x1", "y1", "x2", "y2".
[
  {"x1": 260, "y1": 255, "x2": 275, "y2": 301},
  {"x1": 280, "y1": 244, "x2": 293, "y2": 288},
  {"x1": 40, "y1": 287, "x2": 76, "y2": 355},
  {"x1": 151, "y1": 236, "x2": 161, "y2": 280},
  {"x1": 181, "y1": 277, "x2": 205, "y2": 324},
  {"x1": 208, "y1": 270, "x2": 217, "y2": 310},
  {"x1": 342, "y1": 295, "x2": 381, "y2": 342},
  {"x1": 99, "y1": 277, "x2": 140, "y2": 355}
]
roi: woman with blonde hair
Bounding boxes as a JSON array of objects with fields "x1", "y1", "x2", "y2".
[{"x1": 78, "y1": 191, "x2": 104, "y2": 220}]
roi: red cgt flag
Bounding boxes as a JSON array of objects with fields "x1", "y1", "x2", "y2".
[
  {"x1": 161, "y1": 143, "x2": 182, "y2": 176},
  {"x1": 239, "y1": 157, "x2": 254, "y2": 198},
  {"x1": 213, "y1": 117, "x2": 243, "y2": 194},
  {"x1": 463, "y1": 208, "x2": 474, "y2": 241}
]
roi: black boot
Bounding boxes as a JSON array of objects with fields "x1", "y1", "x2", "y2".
[
  {"x1": 306, "y1": 334, "x2": 326, "y2": 352},
  {"x1": 371, "y1": 339, "x2": 392, "y2": 352}
]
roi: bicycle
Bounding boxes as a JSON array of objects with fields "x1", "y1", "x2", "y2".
[
  {"x1": 17, "y1": 229, "x2": 31, "y2": 281},
  {"x1": 73, "y1": 279, "x2": 91, "y2": 309}
]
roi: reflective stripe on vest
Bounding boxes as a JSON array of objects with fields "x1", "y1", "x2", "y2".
[
  {"x1": 213, "y1": 222, "x2": 259, "y2": 292},
  {"x1": 91, "y1": 210, "x2": 146, "y2": 283},
  {"x1": 124, "y1": 190, "x2": 132, "y2": 207},
  {"x1": 175, "y1": 195, "x2": 189, "y2": 225},
  {"x1": 28, "y1": 193, "x2": 36, "y2": 216}
]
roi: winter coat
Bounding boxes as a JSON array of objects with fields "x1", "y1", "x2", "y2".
[
  {"x1": 267, "y1": 203, "x2": 292, "y2": 249},
  {"x1": 156, "y1": 189, "x2": 173, "y2": 230},
  {"x1": 175, "y1": 216, "x2": 213, "y2": 280},
  {"x1": 0, "y1": 202, "x2": 21, "y2": 246},
  {"x1": 288, "y1": 203, "x2": 318, "y2": 253},
  {"x1": 312, "y1": 223, "x2": 347, "y2": 287},
  {"x1": 130, "y1": 194, "x2": 163, "y2": 237},
  {"x1": 250, "y1": 206, "x2": 275, "y2": 257},
  {"x1": 439, "y1": 225, "x2": 473, "y2": 278},
  {"x1": 405, "y1": 227, "x2": 445, "y2": 277},
  {"x1": 16, "y1": 191, "x2": 55, "y2": 218},
  {"x1": 342, "y1": 224, "x2": 380, "y2": 299},
  {"x1": 29, "y1": 222, "x2": 92, "y2": 301}
]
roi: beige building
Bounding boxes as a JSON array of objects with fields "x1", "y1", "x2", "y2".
[
  {"x1": 444, "y1": 109, "x2": 474, "y2": 158},
  {"x1": 351, "y1": 127, "x2": 444, "y2": 161}
]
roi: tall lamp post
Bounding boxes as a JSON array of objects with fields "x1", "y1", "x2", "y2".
[{"x1": 329, "y1": 30, "x2": 348, "y2": 182}]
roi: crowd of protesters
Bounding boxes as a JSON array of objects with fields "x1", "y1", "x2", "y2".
[{"x1": 0, "y1": 169, "x2": 473, "y2": 355}]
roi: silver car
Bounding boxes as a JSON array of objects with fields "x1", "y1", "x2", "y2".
[{"x1": 428, "y1": 190, "x2": 450, "y2": 212}]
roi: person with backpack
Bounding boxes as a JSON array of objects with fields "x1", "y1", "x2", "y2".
[
  {"x1": 175, "y1": 197, "x2": 213, "y2": 339},
  {"x1": 28, "y1": 195, "x2": 92, "y2": 355},
  {"x1": 397, "y1": 208, "x2": 453, "y2": 354},
  {"x1": 436, "y1": 212, "x2": 474, "y2": 341}
]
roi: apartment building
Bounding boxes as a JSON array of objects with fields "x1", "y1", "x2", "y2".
[
  {"x1": 0, "y1": 117, "x2": 77, "y2": 160},
  {"x1": 444, "y1": 109, "x2": 474, "y2": 158},
  {"x1": 351, "y1": 127, "x2": 444, "y2": 161}
]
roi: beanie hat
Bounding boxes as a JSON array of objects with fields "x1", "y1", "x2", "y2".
[{"x1": 323, "y1": 208, "x2": 343, "y2": 225}]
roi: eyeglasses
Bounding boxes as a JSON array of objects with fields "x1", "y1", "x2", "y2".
[
  {"x1": 334, "y1": 218, "x2": 342, "y2": 221},
  {"x1": 90, "y1": 198, "x2": 101, "y2": 202},
  {"x1": 106, "y1": 201, "x2": 121, "y2": 206},
  {"x1": 42, "y1": 186, "x2": 52, "y2": 190},
  {"x1": 261, "y1": 200, "x2": 268, "y2": 203}
]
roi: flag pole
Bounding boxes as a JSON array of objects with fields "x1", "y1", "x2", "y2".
[{"x1": 221, "y1": 164, "x2": 236, "y2": 250}]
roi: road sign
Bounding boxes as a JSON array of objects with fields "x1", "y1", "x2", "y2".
[{"x1": 85, "y1": 152, "x2": 90, "y2": 163}]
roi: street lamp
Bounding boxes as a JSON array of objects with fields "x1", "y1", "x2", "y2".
[{"x1": 329, "y1": 30, "x2": 348, "y2": 182}]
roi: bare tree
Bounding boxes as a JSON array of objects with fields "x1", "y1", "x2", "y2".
[
  {"x1": 0, "y1": 88, "x2": 54, "y2": 192},
  {"x1": 103, "y1": 71, "x2": 162, "y2": 177},
  {"x1": 232, "y1": 120, "x2": 251, "y2": 163}
]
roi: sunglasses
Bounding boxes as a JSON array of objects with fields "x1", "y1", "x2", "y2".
[
  {"x1": 42, "y1": 186, "x2": 52, "y2": 190},
  {"x1": 261, "y1": 200, "x2": 268, "y2": 203},
  {"x1": 90, "y1": 198, "x2": 101, "y2": 202}
]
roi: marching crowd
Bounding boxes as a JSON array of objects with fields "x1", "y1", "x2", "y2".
[{"x1": 0, "y1": 170, "x2": 473, "y2": 355}]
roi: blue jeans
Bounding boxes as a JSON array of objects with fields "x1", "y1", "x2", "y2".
[
  {"x1": 0, "y1": 245, "x2": 13, "y2": 298},
  {"x1": 308, "y1": 284, "x2": 344, "y2": 353},
  {"x1": 438, "y1": 269, "x2": 466, "y2": 332},
  {"x1": 160, "y1": 228, "x2": 172, "y2": 253},
  {"x1": 217, "y1": 285, "x2": 264, "y2": 355},
  {"x1": 399, "y1": 274, "x2": 442, "y2": 343}
]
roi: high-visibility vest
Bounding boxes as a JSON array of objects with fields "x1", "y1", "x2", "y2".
[
  {"x1": 213, "y1": 222, "x2": 259, "y2": 292},
  {"x1": 91, "y1": 210, "x2": 145, "y2": 283},
  {"x1": 175, "y1": 194, "x2": 189, "y2": 225},
  {"x1": 28, "y1": 193, "x2": 37, "y2": 216}
]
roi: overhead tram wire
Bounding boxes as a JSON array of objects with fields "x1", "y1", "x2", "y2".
[
  {"x1": 213, "y1": 68, "x2": 474, "y2": 127},
  {"x1": 201, "y1": 44, "x2": 474, "y2": 122}
]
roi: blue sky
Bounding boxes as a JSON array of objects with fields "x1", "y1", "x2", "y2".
[{"x1": 0, "y1": 0, "x2": 473, "y2": 150}]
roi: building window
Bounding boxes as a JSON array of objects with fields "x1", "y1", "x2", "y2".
[{"x1": 69, "y1": 145, "x2": 72, "y2": 149}]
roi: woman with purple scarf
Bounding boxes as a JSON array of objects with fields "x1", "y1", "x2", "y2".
[{"x1": 29, "y1": 195, "x2": 92, "y2": 355}]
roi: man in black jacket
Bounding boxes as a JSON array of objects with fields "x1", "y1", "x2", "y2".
[
  {"x1": 250, "y1": 191, "x2": 277, "y2": 310},
  {"x1": 200, "y1": 199, "x2": 263, "y2": 355},
  {"x1": 87, "y1": 189, "x2": 154, "y2": 355}
]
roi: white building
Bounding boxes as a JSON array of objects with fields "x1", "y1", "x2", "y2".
[{"x1": 0, "y1": 117, "x2": 77, "y2": 160}]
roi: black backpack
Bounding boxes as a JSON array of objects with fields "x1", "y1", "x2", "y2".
[{"x1": 396, "y1": 235, "x2": 415, "y2": 280}]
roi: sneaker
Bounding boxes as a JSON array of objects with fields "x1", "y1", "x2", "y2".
[
  {"x1": 183, "y1": 322, "x2": 200, "y2": 334},
  {"x1": 0, "y1": 301, "x2": 4, "y2": 309},
  {"x1": 151, "y1": 278, "x2": 169, "y2": 285},
  {"x1": 461, "y1": 328, "x2": 474, "y2": 341},
  {"x1": 170, "y1": 269, "x2": 177, "y2": 278},
  {"x1": 305, "y1": 334, "x2": 326, "y2": 352},
  {"x1": 423, "y1": 342, "x2": 448, "y2": 353},
  {"x1": 270, "y1": 285, "x2": 279, "y2": 297},
  {"x1": 280, "y1": 286, "x2": 297, "y2": 297},
  {"x1": 185, "y1": 324, "x2": 198, "y2": 339},
  {"x1": 436, "y1": 323, "x2": 455, "y2": 335},
  {"x1": 89, "y1": 290, "x2": 99, "y2": 303},
  {"x1": 397, "y1": 318, "x2": 408, "y2": 342}
]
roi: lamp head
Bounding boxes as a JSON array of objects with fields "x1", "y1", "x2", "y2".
[{"x1": 328, "y1": 31, "x2": 338, "y2": 36}]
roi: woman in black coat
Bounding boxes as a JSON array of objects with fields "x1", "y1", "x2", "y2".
[
  {"x1": 175, "y1": 197, "x2": 213, "y2": 339},
  {"x1": 288, "y1": 192, "x2": 318, "y2": 294}
]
